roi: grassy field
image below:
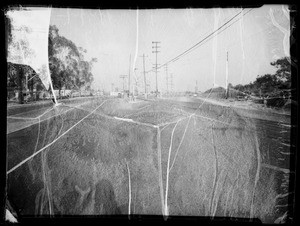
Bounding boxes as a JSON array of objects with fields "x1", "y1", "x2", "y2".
[{"x1": 6, "y1": 97, "x2": 293, "y2": 223}]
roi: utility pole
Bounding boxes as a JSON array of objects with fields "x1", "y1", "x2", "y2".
[
  {"x1": 134, "y1": 68, "x2": 138, "y2": 96},
  {"x1": 225, "y1": 51, "x2": 229, "y2": 99},
  {"x1": 120, "y1": 75, "x2": 127, "y2": 92},
  {"x1": 165, "y1": 64, "x2": 169, "y2": 95},
  {"x1": 111, "y1": 83, "x2": 114, "y2": 93},
  {"x1": 147, "y1": 83, "x2": 150, "y2": 94},
  {"x1": 128, "y1": 54, "x2": 131, "y2": 97},
  {"x1": 140, "y1": 54, "x2": 148, "y2": 99},
  {"x1": 152, "y1": 41, "x2": 160, "y2": 97},
  {"x1": 195, "y1": 80, "x2": 198, "y2": 94},
  {"x1": 170, "y1": 73, "x2": 174, "y2": 94}
]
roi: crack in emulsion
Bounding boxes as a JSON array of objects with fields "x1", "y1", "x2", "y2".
[
  {"x1": 164, "y1": 119, "x2": 181, "y2": 217},
  {"x1": 156, "y1": 127, "x2": 165, "y2": 215},
  {"x1": 209, "y1": 122, "x2": 219, "y2": 217},
  {"x1": 269, "y1": 7, "x2": 290, "y2": 60},
  {"x1": 250, "y1": 133, "x2": 261, "y2": 220},
  {"x1": 132, "y1": 9, "x2": 139, "y2": 91},
  {"x1": 125, "y1": 160, "x2": 131, "y2": 216},
  {"x1": 239, "y1": 7, "x2": 245, "y2": 84}
]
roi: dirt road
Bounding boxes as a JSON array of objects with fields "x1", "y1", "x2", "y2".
[{"x1": 6, "y1": 96, "x2": 293, "y2": 223}]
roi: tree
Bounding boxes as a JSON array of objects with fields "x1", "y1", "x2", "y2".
[
  {"x1": 7, "y1": 62, "x2": 18, "y2": 88},
  {"x1": 7, "y1": 14, "x2": 35, "y2": 103},
  {"x1": 270, "y1": 57, "x2": 291, "y2": 89},
  {"x1": 253, "y1": 74, "x2": 279, "y2": 96},
  {"x1": 233, "y1": 84, "x2": 244, "y2": 92},
  {"x1": 48, "y1": 25, "x2": 97, "y2": 97},
  {"x1": 231, "y1": 57, "x2": 291, "y2": 100},
  {"x1": 49, "y1": 25, "x2": 81, "y2": 96}
]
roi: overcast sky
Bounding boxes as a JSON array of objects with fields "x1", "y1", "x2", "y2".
[{"x1": 15, "y1": 5, "x2": 290, "y2": 93}]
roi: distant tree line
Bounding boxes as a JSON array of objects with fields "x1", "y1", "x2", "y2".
[
  {"x1": 7, "y1": 19, "x2": 97, "y2": 103},
  {"x1": 232, "y1": 57, "x2": 291, "y2": 99}
]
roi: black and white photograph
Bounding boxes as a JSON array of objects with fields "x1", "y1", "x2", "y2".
[{"x1": 4, "y1": 5, "x2": 297, "y2": 224}]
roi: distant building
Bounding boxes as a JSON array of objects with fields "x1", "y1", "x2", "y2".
[
  {"x1": 7, "y1": 62, "x2": 45, "y2": 103},
  {"x1": 110, "y1": 91, "x2": 121, "y2": 97}
]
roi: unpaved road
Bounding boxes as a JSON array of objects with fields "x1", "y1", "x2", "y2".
[{"x1": 6, "y1": 96, "x2": 293, "y2": 223}]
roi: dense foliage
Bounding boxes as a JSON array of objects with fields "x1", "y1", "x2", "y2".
[
  {"x1": 233, "y1": 57, "x2": 291, "y2": 98},
  {"x1": 6, "y1": 14, "x2": 44, "y2": 103},
  {"x1": 7, "y1": 21, "x2": 97, "y2": 102},
  {"x1": 48, "y1": 25, "x2": 97, "y2": 96}
]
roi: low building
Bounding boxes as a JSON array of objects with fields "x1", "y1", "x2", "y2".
[{"x1": 110, "y1": 91, "x2": 121, "y2": 97}]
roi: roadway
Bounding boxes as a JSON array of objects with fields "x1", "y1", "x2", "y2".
[{"x1": 6, "y1": 96, "x2": 293, "y2": 223}]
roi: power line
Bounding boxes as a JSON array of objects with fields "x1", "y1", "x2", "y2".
[
  {"x1": 181, "y1": 23, "x2": 273, "y2": 66},
  {"x1": 168, "y1": 9, "x2": 252, "y2": 65},
  {"x1": 170, "y1": 8, "x2": 254, "y2": 64},
  {"x1": 164, "y1": 9, "x2": 238, "y2": 62},
  {"x1": 146, "y1": 8, "x2": 254, "y2": 74}
]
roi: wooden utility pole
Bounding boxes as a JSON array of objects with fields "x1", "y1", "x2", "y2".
[
  {"x1": 147, "y1": 83, "x2": 150, "y2": 93},
  {"x1": 225, "y1": 51, "x2": 229, "y2": 99},
  {"x1": 128, "y1": 54, "x2": 131, "y2": 96},
  {"x1": 140, "y1": 54, "x2": 147, "y2": 99},
  {"x1": 152, "y1": 41, "x2": 160, "y2": 97},
  {"x1": 111, "y1": 83, "x2": 114, "y2": 93},
  {"x1": 120, "y1": 75, "x2": 127, "y2": 92},
  {"x1": 165, "y1": 64, "x2": 169, "y2": 94},
  {"x1": 170, "y1": 73, "x2": 174, "y2": 94},
  {"x1": 133, "y1": 68, "x2": 138, "y2": 96}
]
